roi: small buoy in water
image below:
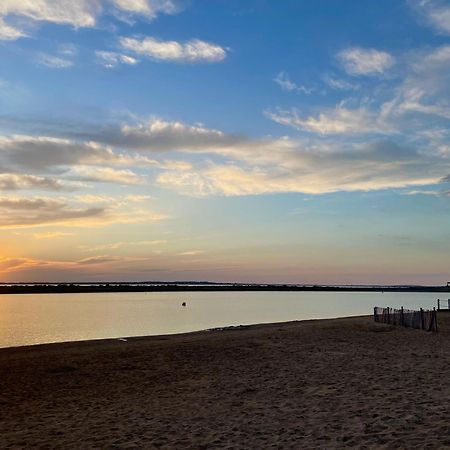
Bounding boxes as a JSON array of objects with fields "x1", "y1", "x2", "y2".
[{"x1": 182, "y1": 302, "x2": 186, "y2": 307}]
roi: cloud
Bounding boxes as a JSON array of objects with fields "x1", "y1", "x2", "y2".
[
  {"x1": 3, "y1": 100, "x2": 450, "y2": 201},
  {"x1": 265, "y1": 106, "x2": 393, "y2": 135},
  {"x1": 78, "y1": 255, "x2": 123, "y2": 265},
  {"x1": 0, "y1": 0, "x2": 180, "y2": 40},
  {"x1": 411, "y1": 0, "x2": 450, "y2": 34},
  {"x1": 120, "y1": 37, "x2": 227, "y2": 63},
  {"x1": 426, "y1": 6, "x2": 450, "y2": 34},
  {"x1": 155, "y1": 134, "x2": 450, "y2": 196},
  {"x1": 179, "y1": 250, "x2": 205, "y2": 256},
  {"x1": 0, "y1": 254, "x2": 164, "y2": 280},
  {"x1": 12, "y1": 230, "x2": 75, "y2": 239},
  {"x1": 0, "y1": 0, "x2": 101, "y2": 28},
  {"x1": 36, "y1": 53, "x2": 74, "y2": 69},
  {"x1": 79, "y1": 239, "x2": 166, "y2": 252},
  {"x1": 0, "y1": 257, "x2": 44, "y2": 273},
  {"x1": 0, "y1": 196, "x2": 106, "y2": 228},
  {"x1": 111, "y1": 0, "x2": 180, "y2": 19},
  {"x1": 0, "y1": 135, "x2": 169, "y2": 172},
  {"x1": 0, "y1": 131, "x2": 193, "y2": 193},
  {"x1": 95, "y1": 50, "x2": 139, "y2": 68},
  {"x1": 0, "y1": 17, "x2": 25, "y2": 40},
  {"x1": 117, "y1": 118, "x2": 239, "y2": 151},
  {"x1": 71, "y1": 166, "x2": 146, "y2": 185},
  {"x1": 321, "y1": 74, "x2": 359, "y2": 91},
  {"x1": 9, "y1": 115, "x2": 440, "y2": 198},
  {"x1": 75, "y1": 194, "x2": 151, "y2": 204},
  {"x1": 404, "y1": 189, "x2": 447, "y2": 197},
  {"x1": 338, "y1": 47, "x2": 395, "y2": 76},
  {"x1": 124, "y1": 194, "x2": 152, "y2": 202},
  {"x1": 0, "y1": 195, "x2": 167, "y2": 229},
  {"x1": 374, "y1": 45, "x2": 450, "y2": 123},
  {"x1": 58, "y1": 43, "x2": 78, "y2": 56},
  {"x1": 267, "y1": 45, "x2": 450, "y2": 142},
  {"x1": 0, "y1": 173, "x2": 66, "y2": 190},
  {"x1": 32, "y1": 231, "x2": 75, "y2": 239},
  {"x1": 274, "y1": 72, "x2": 314, "y2": 94}
]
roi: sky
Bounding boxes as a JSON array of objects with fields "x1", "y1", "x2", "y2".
[{"x1": 1, "y1": 0, "x2": 450, "y2": 284}]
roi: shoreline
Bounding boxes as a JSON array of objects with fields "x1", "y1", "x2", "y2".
[
  {"x1": 1, "y1": 314, "x2": 448, "y2": 449},
  {"x1": 0, "y1": 314, "x2": 368, "y2": 352}
]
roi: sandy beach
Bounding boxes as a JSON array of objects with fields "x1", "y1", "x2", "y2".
[{"x1": 0, "y1": 314, "x2": 449, "y2": 449}]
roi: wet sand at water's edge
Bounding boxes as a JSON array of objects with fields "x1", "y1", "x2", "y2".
[{"x1": 0, "y1": 314, "x2": 449, "y2": 449}]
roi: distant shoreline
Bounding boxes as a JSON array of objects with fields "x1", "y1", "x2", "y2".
[{"x1": 1, "y1": 283, "x2": 450, "y2": 294}]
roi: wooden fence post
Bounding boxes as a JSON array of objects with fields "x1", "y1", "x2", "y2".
[
  {"x1": 387, "y1": 307, "x2": 390, "y2": 324},
  {"x1": 437, "y1": 299, "x2": 440, "y2": 311},
  {"x1": 433, "y1": 307, "x2": 438, "y2": 332},
  {"x1": 401, "y1": 306, "x2": 404, "y2": 326},
  {"x1": 420, "y1": 308, "x2": 424, "y2": 330}
]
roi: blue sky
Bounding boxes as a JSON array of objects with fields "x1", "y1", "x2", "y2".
[{"x1": 1, "y1": 0, "x2": 450, "y2": 284}]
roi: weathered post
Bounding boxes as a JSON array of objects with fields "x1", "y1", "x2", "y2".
[
  {"x1": 401, "y1": 306, "x2": 404, "y2": 327},
  {"x1": 420, "y1": 308, "x2": 424, "y2": 330},
  {"x1": 437, "y1": 298, "x2": 440, "y2": 311},
  {"x1": 433, "y1": 307, "x2": 438, "y2": 332},
  {"x1": 387, "y1": 307, "x2": 390, "y2": 324}
]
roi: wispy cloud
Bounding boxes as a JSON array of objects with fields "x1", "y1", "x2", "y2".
[
  {"x1": 338, "y1": 47, "x2": 395, "y2": 76},
  {"x1": 0, "y1": 253, "x2": 165, "y2": 280},
  {"x1": 266, "y1": 43, "x2": 450, "y2": 150},
  {"x1": 75, "y1": 194, "x2": 152, "y2": 204},
  {"x1": 36, "y1": 53, "x2": 74, "y2": 69},
  {"x1": 321, "y1": 74, "x2": 359, "y2": 91},
  {"x1": 403, "y1": 189, "x2": 444, "y2": 197},
  {"x1": 0, "y1": 17, "x2": 25, "y2": 40},
  {"x1": 71, "y1": 166, "x2": 146, "y2": 185},
  {"x1": 95, "y1": 50, "x2": 139, "y2": 68},
  {"x1": 120, "y1": 37, "x2": 227, "y2": 63},
  {"x1": 0, "y1": 134, "x2": 177, "y2": 172},
  {"x1": 111, "y1": 0, "x2": 180, "y2": 19},
  {"x1": 0, "y1": 174, "x2": 67, "y2": 191},
  {"x1": 0, "y1": 197, "x2": 105, "y2": 228},
  {"x1": 265, "y1": 105, "x2": 393, "y2": 135},
  {"x1": 411, "y1": 0, "x2": 450, "y2": 34},
  {"x1": 0, "y1": 196, "x2": 167, "y2": 229},
  {"x1": 33, "y1": 231, "x2": 75, "y2": 239},
  {"x1": 274, "y1": 71, "x2": 314, "y2": 94},
  {"x1": 12, "y1": 230, "x2": 75, "y2": 239},
  {"x1": 79, "y1": 239, "x2": 167, "y2": 252},
  {"x1": 118, "y1": 119, "x2": 237, "y2": 151},
  {"x1": 179, "y1": 250, "x2": 205, "y2": 256},
  {"x1": 78, "y1": 255, "x2": 124, "y2": 265}
]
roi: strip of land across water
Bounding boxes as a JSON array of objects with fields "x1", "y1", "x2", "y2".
[
  {"x1": 0, "y1": 314, "x2": 449, "y2": 449},
  {"x1": 1, "y1": 282, "x2": 450, "y2": 294}
]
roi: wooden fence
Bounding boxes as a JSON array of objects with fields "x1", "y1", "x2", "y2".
[
  {"x1": 437, "y1": 298, "x2": 450, "y2": 311},
  {"x1": 374, "y1": 306, "x2": 438, "y2": 332}
]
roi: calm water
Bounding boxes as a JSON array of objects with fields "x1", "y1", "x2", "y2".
[{"x1": 0, "y1": 291, "x2": 443, "y2": 348}]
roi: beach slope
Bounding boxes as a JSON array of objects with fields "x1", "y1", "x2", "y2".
[{"x1": 0, "y1": 315, "x2": 449, "y2": 449}]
